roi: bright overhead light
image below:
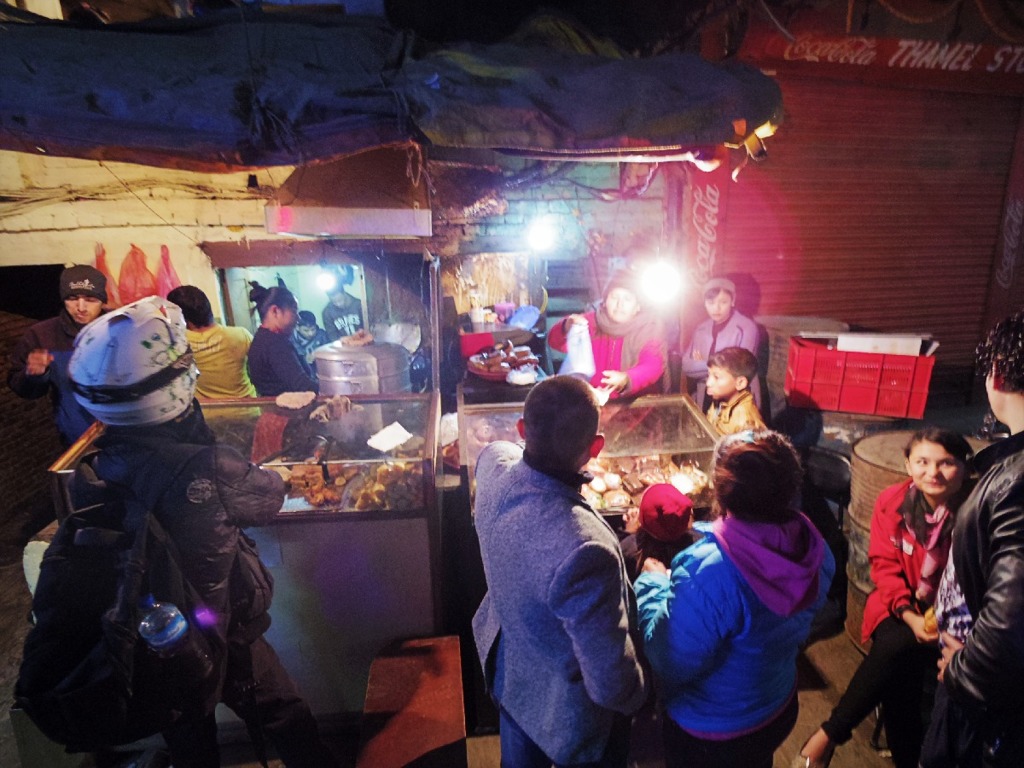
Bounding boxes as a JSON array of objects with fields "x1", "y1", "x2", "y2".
[
  {"x1": 639, "y1": 260, "x2": 683, "y2": 305},
  {"x1": 316, "y1": 270, "x2": 338, "y2": 292},
  {"x1": 526, "y1": 216, "x2": 559, "y2": 252}
]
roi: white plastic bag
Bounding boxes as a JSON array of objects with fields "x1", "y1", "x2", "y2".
[{"x1": 558, "y1": 320, "x2": 596, "y2": 379}]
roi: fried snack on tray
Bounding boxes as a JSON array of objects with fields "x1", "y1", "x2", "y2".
[
  {"x1": 469, "y1": 342, "x2": 540, "y2": 375},
  {"x1": 341, "y1": 329, "x2": 374, "y2": 347},
  {"x1": 309, "y1": 394, "x2": 353, "y2": 423},
  {"x1": 275, "y1": 391, "x2": 317, "y2": 409},
  {"x1": 581, "y1": 485, "x2": 605, "y2": 509},
  {"x1": 288, "y1": 463, "x2": 342, "y2": 507},
  {"x1": 583, "y1": 456, "x2": 710, "y2": 509},
  {"x1": 602, "y1": 489, "x2": 633, "y2": 508}
]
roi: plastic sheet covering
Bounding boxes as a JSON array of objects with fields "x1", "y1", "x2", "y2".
[{"x1": 0, "y1": 8, "x2": 782, "y2": 171}]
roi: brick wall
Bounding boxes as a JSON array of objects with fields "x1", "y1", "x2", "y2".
[{"x1": 0, "y1": 310, "x2": 63, "y2": 525}]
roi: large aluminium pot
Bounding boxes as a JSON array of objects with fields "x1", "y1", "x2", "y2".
[{"x1": 314, "y1": 340, "x2": 411, "y2": 395}]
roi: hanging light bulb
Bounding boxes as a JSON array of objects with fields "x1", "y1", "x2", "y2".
[
  {"x1": 316, "y1": 268, "x2": 337, "y2": 293},
  {"x1": 526, "y1": 215, "x2": 559, "y2": 252},
  {"x1": 640, "y1": 260, "x2": 683, "y2": 306}
]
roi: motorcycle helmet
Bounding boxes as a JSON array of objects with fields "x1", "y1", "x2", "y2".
[{"x1": 69, "y1": 296, "x2": 198, "y2": 426}]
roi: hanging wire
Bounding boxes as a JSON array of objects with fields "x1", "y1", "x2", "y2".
[
  {"x1": 98, "y1": 162, "x2": 201, "y2": 245},
  {"x1": 875, "y1": 0, "x2": 961, "y2": 25},
  {"x1": 756, "y1": 0, "x2": 796, "y2": 42},
  {"x1": 973, "y1": 0, "x2": 1024, "y2": 43}
]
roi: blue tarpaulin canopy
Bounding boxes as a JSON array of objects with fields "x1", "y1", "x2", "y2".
[{"x1": 0, "y1": 8, "x2": 782, "y2": 171}]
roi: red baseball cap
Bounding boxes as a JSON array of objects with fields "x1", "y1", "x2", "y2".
[{"x1": 639, "y1": 484, "x2": 694, "y2": 543}]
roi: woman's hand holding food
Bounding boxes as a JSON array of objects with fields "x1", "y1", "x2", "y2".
[{"x1": 902, "y1": 610, "x2": 939, "y2": 644}]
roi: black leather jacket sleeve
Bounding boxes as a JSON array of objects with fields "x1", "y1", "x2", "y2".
[
  {"x1": 212, "y1": 445, "x2": 286, "y2": 529},
  {"x1": 945, "y1": 446, "x2": 1024, "y2": 714}
]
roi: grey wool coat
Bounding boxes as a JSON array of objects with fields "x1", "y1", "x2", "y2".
[{"x1": 472, "y1": 441, "x2": 648, "y2": 764}]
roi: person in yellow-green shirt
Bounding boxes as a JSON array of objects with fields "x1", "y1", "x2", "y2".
[{"x1": 167, "y1": 285, "x2": 257, "y2": 399}]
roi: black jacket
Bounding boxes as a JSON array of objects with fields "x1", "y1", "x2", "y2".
[
  {"x1": 7, "y1": 310, "x2": 97, "y2": 445},
  {"x1": 79, "y1": 404, "x2": 283, "y2": 643},
  {"x1": 945, "y1": 429, "x2": 1024, "y2": 717},
  {"x1": 248, "y1": 326, "x2": 318, "y2": 397}
]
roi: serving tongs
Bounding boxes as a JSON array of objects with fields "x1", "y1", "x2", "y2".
[{"x1": 258, "y1": 434, "x2": 334, "y2": 479}]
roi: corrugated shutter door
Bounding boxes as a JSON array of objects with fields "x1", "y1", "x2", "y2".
[{"x1": 720, "y1": 74, "x2": 1019, "y2": 400}]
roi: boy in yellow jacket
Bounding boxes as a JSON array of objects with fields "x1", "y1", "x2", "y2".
[{"x1": 705, "y1": 347, "x2": 766, "y2": 436}]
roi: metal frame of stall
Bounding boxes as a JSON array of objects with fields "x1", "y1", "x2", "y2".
[{"x1": 43, "y1": 249, "x2": 447, "y2": 728}]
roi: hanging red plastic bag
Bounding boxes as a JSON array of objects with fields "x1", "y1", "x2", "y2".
[
  {"x1": 118, "y1": 244, "x2": 158, "y2": 304},
  {"x1": 93, "y1": 243, "x2": 121, "y2": 307},
  {"x1": 155, "y1": 245, "x2": 182, "y2": 298}
]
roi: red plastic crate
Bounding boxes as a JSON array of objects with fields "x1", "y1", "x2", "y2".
[{"x1": 784, "y1": 337, "x2": 935, "y2": 419}]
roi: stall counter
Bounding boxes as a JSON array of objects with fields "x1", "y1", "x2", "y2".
[{"x1": 48, "y1": 392, "x2": 441, "y2": 720}]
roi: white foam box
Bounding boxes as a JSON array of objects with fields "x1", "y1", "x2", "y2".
[{"x1": 835, "y1": 333, "x2": 930, "y2": 356}]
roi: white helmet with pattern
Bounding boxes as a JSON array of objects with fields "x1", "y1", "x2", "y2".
[{"x1": 69, "y1": 296, "x2": 199, "y2": 426}]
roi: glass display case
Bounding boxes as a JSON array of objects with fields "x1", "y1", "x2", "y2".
[
  {"x1": 201, "y1": 393, "x2": 437, "y2": 519},
  {"x1": 47, "y1": 393, "x2": 442, "y2": 718},
  {"x1": 458, "y1": 393, "x2": 719, "y2": 512}
]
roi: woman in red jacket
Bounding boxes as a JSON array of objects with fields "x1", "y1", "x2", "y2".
[
  {"x1": 548, "y1": 268, "x2": 666, "y2": 399},
  {"x1": 792, "y1": 427, "x2": 974, "y2": 768}
]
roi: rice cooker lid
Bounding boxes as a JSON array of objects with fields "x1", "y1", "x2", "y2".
[{"x1": 313, "y1": 340, "x2": 410, "y2": 370}]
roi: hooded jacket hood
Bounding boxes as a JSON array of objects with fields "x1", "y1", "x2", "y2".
[{"x1": 712, "y1": 512, "x2": 824, "y2": 616}]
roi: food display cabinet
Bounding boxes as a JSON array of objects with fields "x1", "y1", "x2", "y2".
[
  {"x1": 48, "y1": 392, "x2": 441, "y2": 721},
  {"x1": 457, "y1": 392, "x2": 719, "y2": 514}
]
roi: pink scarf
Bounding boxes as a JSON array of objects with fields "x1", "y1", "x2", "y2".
[{"x1": 902, "y1": 487, "x2": 953, "y2": 607}]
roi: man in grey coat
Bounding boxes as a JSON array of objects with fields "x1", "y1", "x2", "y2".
[{"x1": 472, "y1": 376, "x2": 648, "y2": 767}]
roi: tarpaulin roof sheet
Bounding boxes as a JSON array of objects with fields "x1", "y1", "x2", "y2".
[{"x1": 0, "y1": 8, "x2": 782, "y2": 171}]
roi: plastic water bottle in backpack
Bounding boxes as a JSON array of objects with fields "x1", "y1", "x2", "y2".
[{"x1": 138, "y1": 596, "x2": 213, "y2": 679}]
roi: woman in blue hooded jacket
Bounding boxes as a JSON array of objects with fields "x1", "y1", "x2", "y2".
[{"x1": 636, "y1": 429, "x2": 835, "y2": 768}]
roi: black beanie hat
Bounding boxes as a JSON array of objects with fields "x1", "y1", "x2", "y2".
[{"x1": 60, "y1": 265, "x2": 107, "y2": 303}]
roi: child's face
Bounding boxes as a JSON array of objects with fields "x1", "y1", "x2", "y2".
[
  {"x1": 706, "y1": 365, "x2": 745, "y2": 401},
  {"x1": 704, "y1": 290, "x2": 735, "y2": 324},
  {"x1": 297, "y1": 323, "x2": 317, "y2": 339}
]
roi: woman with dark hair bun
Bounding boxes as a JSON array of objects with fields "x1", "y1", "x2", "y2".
[
  {"x1": 792, "y1": 427, "x2": 974, "y2": 768},
  {"x1": 246, "y1": 282, "x2": 319, "y2": 397},
  {"x1": 636, "y1": 429, "x2": 834, "y2": 768}
]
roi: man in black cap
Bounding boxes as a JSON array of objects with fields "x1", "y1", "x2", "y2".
[{"x1": 7, "y1": 264, "x2": 107, "y2": 446}]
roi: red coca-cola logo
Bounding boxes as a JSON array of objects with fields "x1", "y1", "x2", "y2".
[
  {"x1": 692, "y1": 182, "x2": 720, "y2": 284},
  {"x1": 784, "y1": 35, "x2": 877, "y2": 66}
]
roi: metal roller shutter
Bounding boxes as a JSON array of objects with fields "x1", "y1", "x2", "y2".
[{"x1": 718, "y1": 74, "x2": 1019, "y2": 402}]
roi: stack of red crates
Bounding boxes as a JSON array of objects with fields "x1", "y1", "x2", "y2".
[{"x1": 784, "y1": 337, "x2": 935, "y2": 419}]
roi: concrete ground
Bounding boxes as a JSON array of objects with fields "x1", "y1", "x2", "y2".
[{"x1": 466, "y1": 629, "x2": 897, "y2": 768}]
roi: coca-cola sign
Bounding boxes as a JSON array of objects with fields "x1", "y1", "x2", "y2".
[
  {"x1": 743, "y1": 27, "x2": 1024, "y2": 94},
  {"x1": 691, "y1": 181, "x2": 721, "y2": 285},
  {"x1": 784, "y1": 36, "x2": 877, "y2": 66}
]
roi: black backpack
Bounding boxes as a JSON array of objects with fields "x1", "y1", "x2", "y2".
[{"x1": 15, "y1": 497, "x2": 218, "y2": 752}]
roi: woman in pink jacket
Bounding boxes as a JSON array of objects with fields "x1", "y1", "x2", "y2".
[
  {"x1": 548, "y1": 268, "x2": 666, "y2": 399},
  {"x1": 792, "y1": 428, "x2": 974, "y2": 768}
]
